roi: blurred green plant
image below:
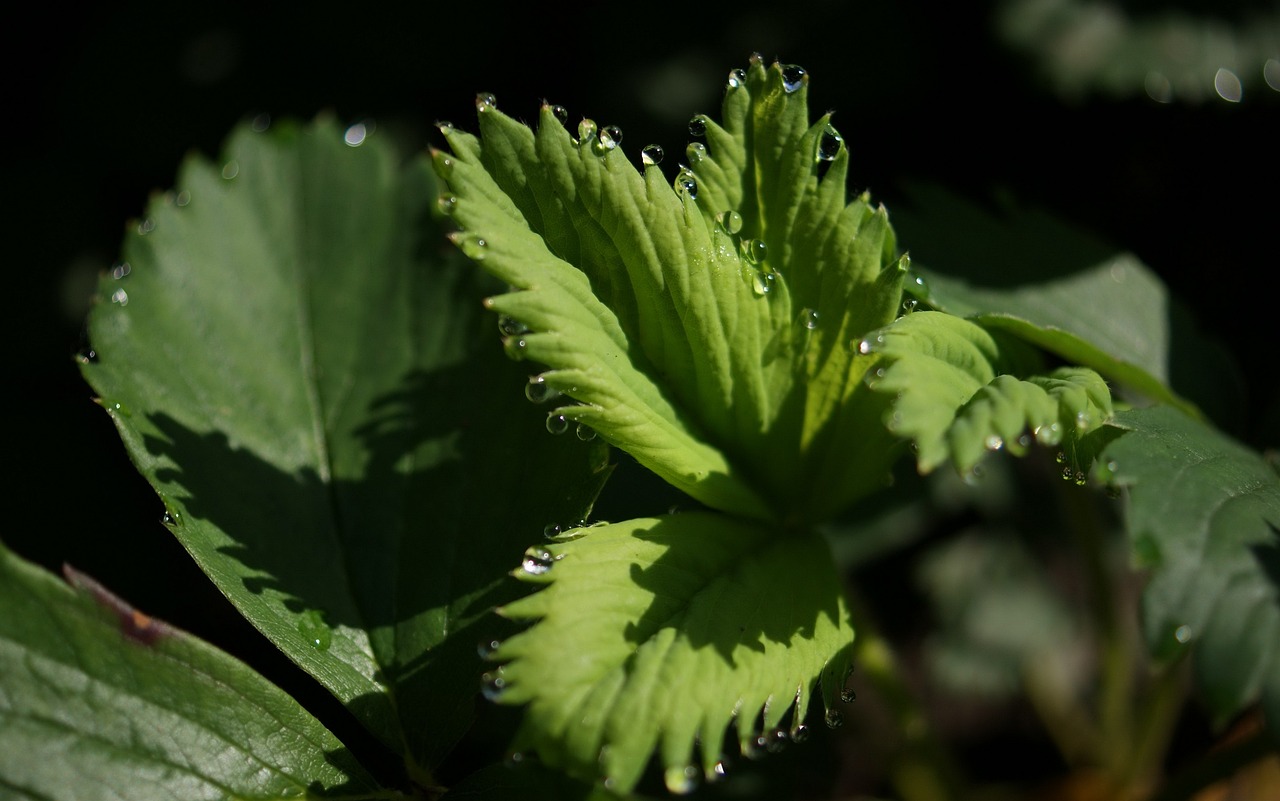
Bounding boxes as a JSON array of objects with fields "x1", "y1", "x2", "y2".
[{"x1": 3, "y1": 55, "x2": 1276, "y2": 801}]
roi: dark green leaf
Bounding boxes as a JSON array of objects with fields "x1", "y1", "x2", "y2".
[
  {"x1": 80, "y1": 119, "x2": 609, "y2": 775},
  {"x1": 0, "y1": 540, "x2": 385, "y2": 801},
  {"x1": 1100, "y1": 405, "x2": 1280, "y2": 724}
]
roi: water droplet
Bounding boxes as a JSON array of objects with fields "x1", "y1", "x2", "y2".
[
  {"x1": 1055, "y1": 451, "x2": 1067, "y2": 464},
  {"x1": 521, "y1": 549, "x2": 555, "y2": 575},
  {"x1": 110, "y1": 288, "x2": 129, "y2": 306},
  {"x1": 160, "y1": 510, "x2": 178, "y2": 527},
  {"x1": 481, "y1": 669, "x2": 506, "y2": 700},
  {"x1": 546, "y1": 413, "x2": 570, "y2": 435},
  {"x1": 577, "y1": 118, "x2": 597, "y2": 143},
  {"x1": 748, "y1": 268, "x2": 770, "y2": 296},
  {"x1": 824, "y1": 708, "x2": 844, "y2": 729},
  {"x1": 251, "y1": 113, "x2": 271, "y2": 132},
  {"x1": 716, "y1": 210, "x2": 743, "y2": 235},
  {"x1": 902, "y1": 298, "x2": 918, "y2": 314},
  {"x1": 741, "y1": 238, "x2": 767, "y2": 264},
  {"x1": 475, "y1": 92, "x2": 498, "y2": 111},
  {"x1": 1174, "y1": 624, "x2": 1192, "y2": 644},
  {"x1": 727, "y1": 68, "x2": 746, "y2": 89},
  {"x1": 503, "y1": 751, "x2": 526, "y2": 768},
  {"x1": 1036, "y1": 423, "x2": 1062, "y2": 445},
  {"x1": 688, "y1": 115, "x2": 707, "y2": 137},
  {"x1": 455, "y1": 233, "x2": 488, "y2": 260},
  {"x1": 598, "y1": 125, "x2": 623, "y2": 151},
  {"x1": 1074, "y1": 471, "x2": 1087, "y2": 486},
  {"x1": 136, "y1": 218, "x2": 155, "y2": 235},
  {"x1": 858, "y1": 339, "x2": 875, "y2": 354},
  {"x1": 504, "y1": 338, "x2": 528, "y2": 361},
  {"x1": 1062, "y1": 466, "x2": 1074, "y2": 481},
  {"x1": 985, "y1": 435, "x2": 1004, "y2": 451},
  {"x1": 110, "y1": 261, "x2": 131, "y2": 280},
  {"x1": 550, "y1": 105, "x2": 569, "y2": 125},
  {"x1": 477, "y1": 638, "x2": 501, "y2": 659},
  {"x1": 543, "y1": 523, "x2": 563, "y2": 539},
  {"x1": 685, "y1": 142, "x2": 707, "y2": 163},
  {"x1": 664, "y1": 765, "x2": 700, "y2": 795},
  {"x1": 437, "y1": 194, "x2": 458, "y2": 216},
  {"x1": 817, "y1": 124, "x2": 843, "y2": 161},
  {"x1": 78, "y1": 348, "x2": 98, "y2": 365},
  {"x1": 840, "y1": 688, "x2": 856, "y2": 703},
  {"x1": 677, "y1": 171, "x2": 698, "y2": 199},
  {"x1": 497, "y1": 315, "x2": 529, "y2": 337},
  {"x1": 575, "y1": 423, "x2": 597, "y2": 441},
  {"x1": 780, "y1": 64, "x2": 807, "y2": 93},
  {"x1": 765, "y1": 728, "x2": 790, "y2": 753},
  {"x1": 748, "y1": 52, "x2": 764, "y2": 66},
  {"x1": 800, "y1": 308, "x2": 820, "y2": 329},
  {"x1": 525, "y1": 375, "x2": 556, "y2": 403},
  {"x1": 792, "y1": 723, "x2": 810, "y2": 743},
  {"x1": 297, "y1": 610, "x2": 331, "y2": 651},
  {"x1": 343, "y1": 121, "x2": 369, "y2": 147},
  {"x1": 432, "y1": 150, "x2": 454, "y2": 177},
  {"x1": 106, "y1": 400, "x2": 131, "y2": 418},
  {"x1": 640, "y1": 144, "x2": 664, "y2": 167},
  {"x1": 221, "y1": 160, "x2": 239, "y2": 180},
  {"x1": 1075, "y1": 411, "x2": 1092, "y2": 430}
]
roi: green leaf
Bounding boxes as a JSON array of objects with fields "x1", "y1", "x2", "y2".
[
  {"x1": 80, "y1": 119, "x2": 610, "y2": 776},
  {"x1": 436, "y1": 57, "x2": 906, "y2": 522},
  {"x1": 0, "y1": 540, "x2": 384, "y2": 801},
  {"x1": 484, "y1": 512, "x2": 856, "y2": 795},
  {"x1": 1099, "y1": 405, "x2": 1280, "y2": 725},
  {"x1": 867, "y1": 311, "x2": 1114, "y2": 475},
  {"x1": 893, "y1": 182, "x2": 1241, "y2": 424}
]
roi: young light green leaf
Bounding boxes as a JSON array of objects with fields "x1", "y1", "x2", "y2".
[
  {"x1": 867, "y1": 311, "x2": 1114, "y2": 475},
  {"x1": 435, "y1": 57, "x2": 906, "y2": 522},
  {"x1": 0, "y1": 540, "x2": 386, "y2": 801},
  {"x1": 484, "y1": 513, "x2": 856, "y2": 795},
  {"x1": 80, "y1": 119, "x2": 609, "y2": 777},
  {"x1": 1099, "y1": 405, "x2": 1280, "y2": 727}
]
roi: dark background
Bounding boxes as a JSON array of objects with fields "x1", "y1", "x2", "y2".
[{"x1": 7, "y1": 0, "x2": 1278, "y2": 796}]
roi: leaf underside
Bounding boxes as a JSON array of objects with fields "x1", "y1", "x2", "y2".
[
  {"x1": 1099, "y1": 406, "x2": 1280, "y2": 727},
  {"x1": 488, "y1": 513, "x2": 855, "y2": 794},
  {"x1": 80, "y1": 119, "x2": 609, "y2": 776},
  {"x1": 0, "y1": 540, "x2": 382, "y2": 801},
  {"x1": 866, "y1": 311, "x2": 1115, "y2": 476}
]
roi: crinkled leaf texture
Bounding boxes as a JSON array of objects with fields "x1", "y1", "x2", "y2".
[
  {"x1": 489, "y1": 514, "x2": 855, "y2": 794},
  {"x1": 866, "y1": 311, "x2": 1114, "y2": 475},
  {"x1": 0, "y1": 540, "x2": 384, "y2": 801},
  {"x1": 79, "y1": 118, "x2": 608, "y2": 778},
  {"x1": 1099, "y1": 406, "x2": 1280, "y2": 731},
  {"x1": 435, "y1": 57, "x2": 905, "y2": 523}
]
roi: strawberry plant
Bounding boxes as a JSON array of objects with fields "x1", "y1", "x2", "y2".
[{"x1": 3, "y1": 55, "x2": 1276, "y2": 801}]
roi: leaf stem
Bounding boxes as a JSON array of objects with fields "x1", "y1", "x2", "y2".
[{"x1": 847, "y1": 590, "x2": 967, "y2": 801}]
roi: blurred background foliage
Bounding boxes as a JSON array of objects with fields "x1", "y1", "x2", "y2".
[{"x1": 7, "y1": 0, "x2": 1277, "y2": 798}]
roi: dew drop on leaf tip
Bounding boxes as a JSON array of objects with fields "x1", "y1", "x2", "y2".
[
  {"x1": 800, "y1": 308, "x2": 820, "y2": 330},
  {"x1": 597, "y1": 125, "x2": 623, "y2": 151},
  {"x1": 688, "y1": 115, "x2": 707, "y2": 137},
  {"x1": 824, "y1": 708, "x2": 844, "y2": 728},
  {"x1": 664, "y1": 765, "x2": 701, "y2": 795},
  {"x1": 816, "y1": 124, "x2": 843, "y2": 161},
  {"x1": 640, "y1": 144, "x2": 664, "y2": 167},
  {"x1": 546, "y1": 413, "x2": 569, "y2": 435},
  {"x1": 727, "y1": 68, "x2": 746, "y2": 89},
  {"x1": 110, "y1": 261, "x2": 131, "y2": 280},
  {"x1": 686, "y1": 142, "x2": 707, "y2": 163},
  {"x1": 476, "y1": 638, "x2": 500, "y2": 659},
  {"x1": 549, "y1": 104, "x2": 568, "y2": 125},
  {"x1": 780, "y1": 64, "x2": 807, "y2": 93},
  {"x1": 677, "y1": 171, "x2": 698, "y2": 199},
  {"x1": 521, "y1": 550, "x2": 556, "y2": 575},
  {"x1": 475, "y1": 92, "x2": 497, "y2": 111},
  {"x1": 481, "y1": 670, "x2": 506, "y2": 700},
  {"x1": 716, "y1": 209, "x2": 743, "y2": 235},
  {"x1": 577, "y1": 118, "x2": 597, "y2": 143}
]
